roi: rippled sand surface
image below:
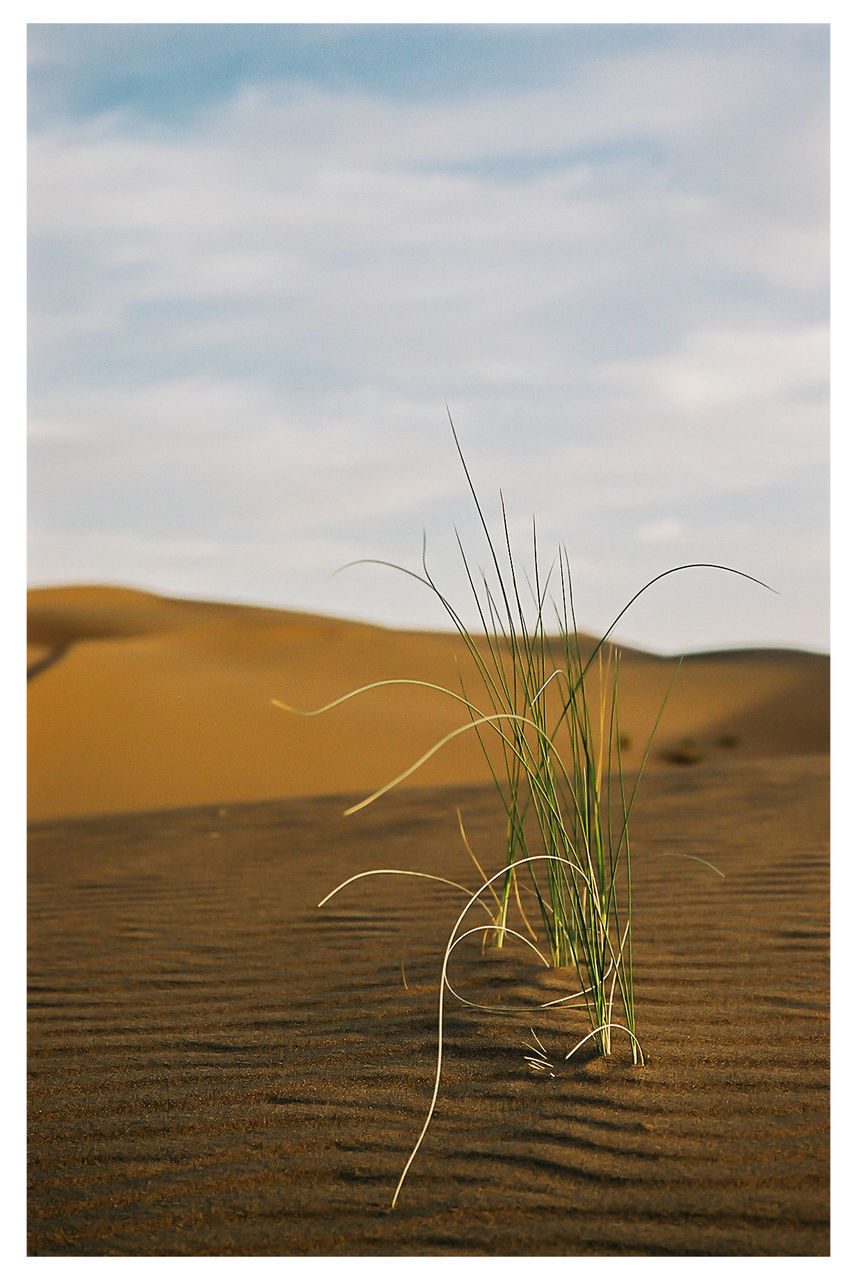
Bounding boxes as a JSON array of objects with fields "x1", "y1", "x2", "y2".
[{"x1": 28, "y1": 757, "x2": 828, "y2": 1256}]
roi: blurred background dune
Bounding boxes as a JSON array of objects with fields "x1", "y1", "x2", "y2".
[{"x1": 27, "y1": 584, "x2": 829, "y2": 822}]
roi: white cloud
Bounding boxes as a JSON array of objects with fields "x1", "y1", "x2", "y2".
[
  {"x1": 635, "y1": 517, "x2": 685, "y2": 546},
  {"x1": 27, "y1": 31, "x2": 829, "y2": 653}
]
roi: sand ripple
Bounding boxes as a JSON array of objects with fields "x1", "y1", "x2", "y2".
[{"x1": 28, "y1": 758, "x2": 828, "y2": 1255}]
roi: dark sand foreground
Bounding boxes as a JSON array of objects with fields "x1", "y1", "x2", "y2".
[{"x1": 29, "y1": 755, "x2": 829, "y2": 1255}]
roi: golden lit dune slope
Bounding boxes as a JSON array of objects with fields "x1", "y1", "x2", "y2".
[{"x1": 27, "y1": 585, "x2": 829, "y2": 823}]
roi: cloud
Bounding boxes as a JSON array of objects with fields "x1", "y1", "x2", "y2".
[
  {"x1": 634, "y1": 517, "x2": 685, "y2": 547},
  {"x1": 27, "y1": 28, "x2": 829, "y2": 652}
]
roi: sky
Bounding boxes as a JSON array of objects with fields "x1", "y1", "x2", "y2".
[{"x1": 26, "y1": 18, "x2": 830, "y2": 654}]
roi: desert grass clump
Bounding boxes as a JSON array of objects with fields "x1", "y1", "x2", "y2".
[{"x1": 274, "y1": 416, "x2": 769, "y2": 1206}]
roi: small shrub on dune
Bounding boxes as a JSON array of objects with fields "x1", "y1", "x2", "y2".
[{"x1": 662, "y1": 738, "x2": 706, "y2": 765}]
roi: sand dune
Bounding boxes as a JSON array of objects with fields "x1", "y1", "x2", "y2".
[
  {"x1": 27, "y1": 585, "x2": 829, "y2": 823},
  {"x1": 28, "y1": 758, "x2": 829, "y2": 1255},
  {"x1": 27, "y1": 585, "x2": 829, "y2": 1254}
]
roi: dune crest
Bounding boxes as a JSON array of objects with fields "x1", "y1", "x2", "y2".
[{"x1": 27, "y1": 585, "x2": 829, "y2": 823}]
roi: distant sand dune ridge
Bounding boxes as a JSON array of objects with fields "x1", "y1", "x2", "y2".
[{"x1": 28, "y1": 584, "x2": 828, "y2": 823}]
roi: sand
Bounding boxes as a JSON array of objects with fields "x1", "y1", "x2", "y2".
[
  {"x1": 27, "y1": 585, "x2": 829, "y2": 823},
  {"x1": 27, "y1": 585, "x2": 829, "y2": 1255}
]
